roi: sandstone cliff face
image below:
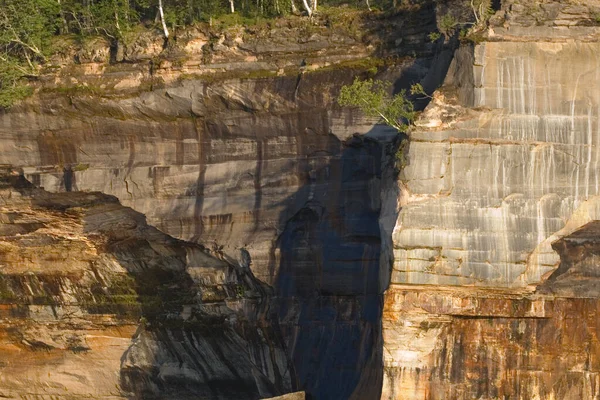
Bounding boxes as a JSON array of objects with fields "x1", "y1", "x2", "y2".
[
  {"x1": 7, "y1": 0, "x2": 600, "y2": 399},
  {"x1": 383, "y1": 1, "x2": 600, "y2": 399},
  {"x1": 0, "y1": 9, "x2": 448, "y2": 285},
  {"x1": 0, "y1": 4, "x2": 455, "y2": 399}
]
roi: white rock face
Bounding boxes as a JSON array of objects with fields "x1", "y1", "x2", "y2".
[
  {"x1": 393, "y1": 41, "x2": 600, "y2": 289},
  {"x1": 382, "y1": 16, "x2": 600, "y2": 397}
]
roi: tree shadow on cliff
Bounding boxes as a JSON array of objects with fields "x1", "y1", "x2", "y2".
[
  {"x1": 94, "y1": 220, "x2": 294, "y2": 400},
  {"x1": 15, "y1": 181, "x2": 294, "y2": 400}
]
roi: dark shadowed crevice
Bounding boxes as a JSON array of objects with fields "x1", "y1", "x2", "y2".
[
  {"x1": 266, "y1": 8, "x2": 460, "y2": 398},
  {"x1": 63, "y1": 165, "x2": 74, "y2": 192},
  {"x1": 96, "y1": 212, "x2": 294, "y2": 399},
  {"x1": 271, "y1": 131, "x2": 388, "y2": 400}
]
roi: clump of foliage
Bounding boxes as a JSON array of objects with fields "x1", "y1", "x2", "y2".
[
  {"x1": 0, "y1": 56, "x2": 33, "y2": 108},
  {"x1": 470, "y1": 0, "x2": 494, "y2": 25},
  {"x1": 437, "y1": 0, "x2": 496, "y2": 42},
  {"x1": 409, "y1": 82, "x2": 432, "y2": 99},
  {"x1": 0, "y1": 0, "x2": 59, "y2": 107},
  {"x1": 338, "y1": 78, "x2": 415, "y2": 133},
  {"x1": 428, "y1": 31, "x2": 441, "y2": 42},
  {"x1": 438, "y1": 13, "x2": 458, "y2": 39}
]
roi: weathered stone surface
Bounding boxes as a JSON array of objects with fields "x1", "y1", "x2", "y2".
[
  {"x1": 382, "y1": 287, "x2": 600, "y2": 399},
  {"x1": 492, "y1": 0, "x2": 600, "y2": 30},
  {"x1": 538, "y1": 220, "x2": 600, "y2": 298}
]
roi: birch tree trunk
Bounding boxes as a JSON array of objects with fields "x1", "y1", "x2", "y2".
[
  {"x1": 113, "y1": 0, "x2": 122, "y2": 37},
  {"x1": 229, "y1": 0, "x2": 235, "y2": 13},
  {"x1": 301, "y1": 0, "x2": 312, "y2": 17},
  {"x1": 57, "y1": 0, "x2": 68, "y2": 34},
  {"x1": 158, "y1": 0, "x2": 169, "y2": 39}
]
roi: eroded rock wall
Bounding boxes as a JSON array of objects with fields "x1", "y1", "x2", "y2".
[
  {"x1": 396, "y1": 38, "x2": 600, "y2": 288},
  {"x1": 1, "y1": 64, "x2": 429, "y2": 286},
  {"x1": 0, "y1": 4, "x2": 457, "y2": 399}
]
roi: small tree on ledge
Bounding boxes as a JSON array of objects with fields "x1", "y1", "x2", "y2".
[{"x1": 337, "y1": 78, "x2": 415, "y2": 133}]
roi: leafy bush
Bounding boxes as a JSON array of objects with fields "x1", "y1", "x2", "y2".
[
  {"x1": 0, "y1": 56, "x2": 33, "y2": 108},
  {"x1": 439, "y1": 13, "x2": 458, "y2": 39},
  {"x1": 338, "y1": 78, "x2": 415, "y2": 133},
  {"x1": 470, "y1": 0, "x2": 494, "y2": 25},
  {"x1": 428, "y1": 31, "x2": 441, "y2": 42}
]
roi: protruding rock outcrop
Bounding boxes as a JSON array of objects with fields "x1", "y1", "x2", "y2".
[{"x1": 0, "y1": 168, "x2": 291, "y2": 399}]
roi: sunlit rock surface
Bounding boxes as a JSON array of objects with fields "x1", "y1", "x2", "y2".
[
  {"x1": 383, "y1": 222, "x2": 600, "y2": 399},
  {"x1": 383, "y1": 1, "x2": 600, "y2": 398},
  {"x1": 395, "y1": 38, "x2": 600, "y2": 288}
]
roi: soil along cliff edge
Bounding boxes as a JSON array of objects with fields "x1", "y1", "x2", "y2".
[{"x1": 384, "y1": 1, "x2": 600, "y2": 399}]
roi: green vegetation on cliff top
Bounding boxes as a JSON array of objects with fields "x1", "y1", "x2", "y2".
[
  {"x1": 338, "y1": 77, "x2": 415, "y2": 132},
  {"x1": 0, "y1": 0, "x2": 398, "y2": 107},
  {"x1": 0, "y1": 0, "x2": 495, "y2": 107}
]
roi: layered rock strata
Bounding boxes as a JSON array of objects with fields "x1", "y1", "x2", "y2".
[
  {"x1": 10, "y1": 0, "x2": 600, "y2": 398},
  {"x1": 0, "y1": 168, "x2": 290, "y2": 399}
]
